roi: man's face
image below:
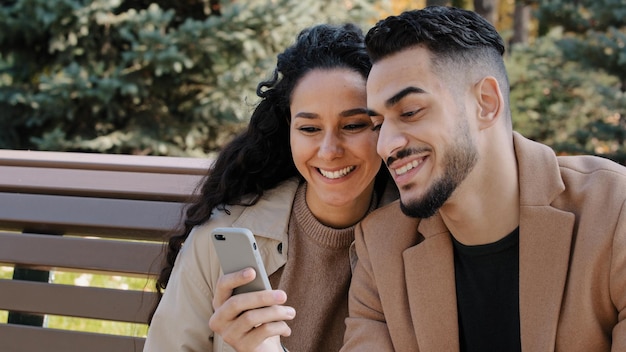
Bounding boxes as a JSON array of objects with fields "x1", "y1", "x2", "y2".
[{"x1": 367, "y1": 46, "x2": 478, "y2": 218}]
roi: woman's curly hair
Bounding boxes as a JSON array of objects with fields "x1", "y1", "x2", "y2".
[{"x1": 150, "y1": 23, "x2": 385, "y2": 321}]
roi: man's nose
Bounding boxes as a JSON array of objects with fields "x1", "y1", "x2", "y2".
[{"x1": 377, "y1": 122, "x2": 408, "y2": 162}]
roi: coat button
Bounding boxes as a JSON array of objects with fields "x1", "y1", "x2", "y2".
[{"x1": 277, "y1": 243, "x2": 283, "y2": 254}]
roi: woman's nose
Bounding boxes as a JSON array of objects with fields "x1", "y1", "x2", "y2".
[{"x1": 318, "y1": 132, "x2": 344, "y2": 161}]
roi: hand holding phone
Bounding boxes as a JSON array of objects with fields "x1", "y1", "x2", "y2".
[{"x1": 210, "y1": 227, "x2": 272, "y2": 295}]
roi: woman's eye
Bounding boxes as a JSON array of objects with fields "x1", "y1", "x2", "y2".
[
  {"x1": 298, "y1": 126, "x2": 320, "y2": 133},
  {"x1": 371, "y1": 124, "x2": 382, "y2": 132}
]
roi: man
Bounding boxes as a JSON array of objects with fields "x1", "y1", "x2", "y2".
[{"x1": 341, "y1": 6, "x2": 626, "y2": 351}]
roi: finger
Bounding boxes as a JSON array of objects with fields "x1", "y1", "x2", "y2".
[
  {"x1": 212, "y1": 290, "x2": 289, "y2": 329},
  {"x1": 210, "y1": 299, "x2": 294, "y2": 338},
  {"x1": 225, "y1": 322, "x2": 292, "y2": 351},
  {"x1": 216, "y1": 306, "x2": 295, "y2": 351},
  {"x1": 252, "y1": 320, "x2": 293, "y2": 338},
  {"x1": 236, "y1": 304, "x2": 296, "y2": 329},
  {"x1": 230, "y1": 290, "x2": 288, "y2": 315},
  {"x1": 213, "y1": 267, "x2": 257, "y2": 308}
]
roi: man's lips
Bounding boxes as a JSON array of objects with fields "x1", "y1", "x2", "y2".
[{"x1": 386, "y1": 148, "x2": 430, "y2": 177}]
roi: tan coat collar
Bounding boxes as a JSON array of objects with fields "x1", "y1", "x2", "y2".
[{"x1": 232, "y1": 178, "x2": 299, "y2": 242}]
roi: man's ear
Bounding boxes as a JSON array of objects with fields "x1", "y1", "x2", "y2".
[{"x1": 474, "y1": 76, "x2": 503, "y2": 130}]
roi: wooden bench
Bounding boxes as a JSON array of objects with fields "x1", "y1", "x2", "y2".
[{"x1": 0, "y1": 149, "x2": 211, "y2": 352}]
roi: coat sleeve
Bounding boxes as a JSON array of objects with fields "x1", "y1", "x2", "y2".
[
  {"x1": 341, "y1": 221, "x2": 395, "y2": 351},
  {"x1": 144, "y1": 225, "x2": 221, "y2": 352},
  {"x1": 611, "y1": 199, "x2": 626, "y2": 351}
]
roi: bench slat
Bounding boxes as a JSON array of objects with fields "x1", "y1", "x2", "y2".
[
  {"x1": 0, "y1": 279, "x2": 157, "y2": 323},
  {"x1": 0, "y1": 149, "x2": 200, "y2": 349},
  {"x1": 0, "y1": 148, "x2": 210, "y2": 174},
  {"x1": 0, "y1": 232, "x2": 163, "y2": 276},
  {"x1": 0, "y1": 193, "x2": 184, "y2": 240},
  {"x1": 0, "y1": 165, "x2": 202, "y2": 201},
  {"x1": 0, "y1": 323, "x2": 145, "y2": 352}
]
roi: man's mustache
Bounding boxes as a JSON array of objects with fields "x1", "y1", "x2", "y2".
[{"x1": 385, "y1": 147, "x2": 430, "y2": 168}]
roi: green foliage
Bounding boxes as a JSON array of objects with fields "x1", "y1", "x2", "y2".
[
  {"x1": 508, "y1": 29, "x2": 624, "y2": 159},
  {"x1": 0, "y1": 0, "x2": 378, "y2": 155},
  {"x1": 506, "y1": 0, "x2": 626, "y2": 164},
  {"x1": 535, "y1": 0, "x2": 626, "y2": 85},
  {"x1": 535, "y1": 0, "x2": 626, "y2": 34},
  {"x1": 3, "y1": 0, "x2": 624, "y2": 163}
]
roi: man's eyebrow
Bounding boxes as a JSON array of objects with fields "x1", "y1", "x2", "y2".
[
  {"x1": 386, "y1": 87, "x2": 426, "y2": 108},
  {"x1": 366, "y1": 109, "x2": 380, "y2": 117}
]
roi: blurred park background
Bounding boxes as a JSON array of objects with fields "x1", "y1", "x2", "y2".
[
  {"x1": 1, "y1": 0, "x2": 625, "y2": 164},
  {"x1": 0, "y1": 0, "x2": 625, "y2": 338}
]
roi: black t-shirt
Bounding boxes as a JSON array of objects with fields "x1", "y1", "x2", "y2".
[{"x1": 452, "y1": 228, "x2": 521, "y2": 352}]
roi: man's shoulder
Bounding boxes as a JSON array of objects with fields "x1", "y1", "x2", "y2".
[
  {"x1": 556, "y1": 155, "x2": 626, "y2": 212},
  {"x1": 356, "y1": 199, "x2": 425, "y2": 260},
  {"x1": 361, "y1": 200, "x2": 421, "y2": 235},
  {"x1": 558, "y1": 155, "x2": 626, "y2": 184},
  {"x1": 363, "y1": 200, "x2": 404, "y2": 224},
  {"x1": 559, "y1": 154, "x2": 626, "y2": 172}
]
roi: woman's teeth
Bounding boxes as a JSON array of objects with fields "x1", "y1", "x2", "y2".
[{"x1": 319, "y1": 166, "x2": 355, "y2": 179}]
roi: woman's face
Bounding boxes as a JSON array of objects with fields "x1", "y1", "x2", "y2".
[{"x1": 289, "y1": 68, "x2": 381, "y2": 228}]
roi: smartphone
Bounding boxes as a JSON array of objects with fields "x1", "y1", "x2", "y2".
[{"x1": 210, "y1": 227, "x2": 272, "y2": 295}]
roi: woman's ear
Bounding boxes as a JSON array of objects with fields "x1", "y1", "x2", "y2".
[{"x1": 474, "y1": 76, "x2": 503, "y2": 130}]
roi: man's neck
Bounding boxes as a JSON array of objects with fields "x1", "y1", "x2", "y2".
[{"x1": 441, "y1": 145, "x2": 519, "y2": 246}]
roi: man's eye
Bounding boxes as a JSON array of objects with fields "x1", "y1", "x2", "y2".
[{"x1": 401, "y1": 108, "x2": 424, "y2": 118}]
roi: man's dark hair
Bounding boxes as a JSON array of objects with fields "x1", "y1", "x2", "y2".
[
  {"x1": 365, "y1": 6, "x2": 510, "y2": 110},
  {"x1": 365, "y1": 6, "x2": 505, "y2": 63}
]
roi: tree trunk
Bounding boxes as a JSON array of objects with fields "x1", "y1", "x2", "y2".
[
  {"x1": 209, "y1": 0, "x2": 221, "y2": 16},
  {"x1": 452, "y1": 0, "x2": 470, "y2": 7},
  {"x1": 473, "y1": 0, "x2": 498, "y2": 26},
  {"x1": 427, "y1": 0, "x2": 452, "y2": 6},
  {"x1": 510, "y1": 2, "x2": 531, "y2": 45}
]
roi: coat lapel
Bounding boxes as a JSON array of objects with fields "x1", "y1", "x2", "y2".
[
  {"x1": 514, "y1": 132, "x2": 574, "y2": 351},
  {"x1": 403, "y1": 213, "x2": 460, "y2": 351},
  {"x1": 518, "y1": 206, "x2": 573, "y2": 351}
]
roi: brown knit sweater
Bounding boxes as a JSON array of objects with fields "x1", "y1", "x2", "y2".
[{"x1": 269, "y1": 182, "x2": 376, "y2": 352}]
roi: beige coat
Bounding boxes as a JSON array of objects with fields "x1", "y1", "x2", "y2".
[
  {"x1": 145, "y1": 176, "x2": 398, "y2": 352},
  {"x1": 144, "y1": 178, "x2": 299, "y2": 352},
  {"x1": 342, "y1": 133, "x2": 626, "y2": 351}
]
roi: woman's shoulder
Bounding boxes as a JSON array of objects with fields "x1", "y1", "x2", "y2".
[{"x1": 189, "y1": 177, "x2": 301, "y2": 241}]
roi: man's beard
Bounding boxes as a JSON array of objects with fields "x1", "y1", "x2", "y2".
[{"x1": 400, "y1": 124, "x2": 478, "y2": 219}]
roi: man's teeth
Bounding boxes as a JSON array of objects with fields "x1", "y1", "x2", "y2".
[
  {"x1": 394, "y1": 159, "x2": 422, "y2": 176},
  {"x1": 319, "y1": 166, "x2": 355, "y2": 179}
]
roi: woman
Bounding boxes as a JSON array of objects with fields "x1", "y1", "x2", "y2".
[{"x1": 144, "y1": 23, "x2": 396, "y2": 352}]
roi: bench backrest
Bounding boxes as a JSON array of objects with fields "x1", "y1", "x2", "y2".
[{"x1": 0, "y1": 149, "x2": 210, "y2": 352}]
